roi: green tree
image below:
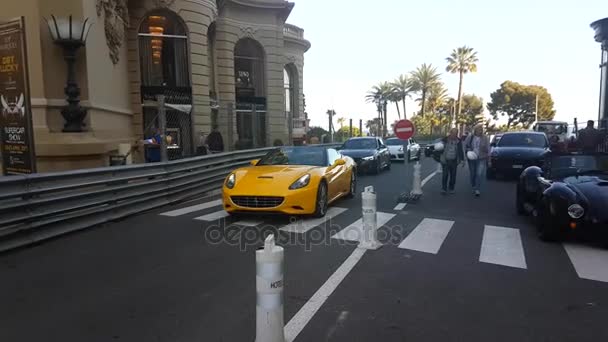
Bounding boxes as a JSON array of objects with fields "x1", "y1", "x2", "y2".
[
  {"x1": 391, "y1": 74, "x2": 414, "y2": 119},
  {"x1": 425, "y1": 83, "x2": 449, "y2": 134},
  {"x1": 458, "y1": 94, "x2": 484, "y2": 129},
  {"x1": 336, "y1": 126, "x2": 361, "y2": 141},
  {"x1": 365, "y1": 82, "x2": 392, "y2": 137},
  {"x1": 446, "y1": 46, "x2": 479, "y2": 123},
  {"x1": 410, "y1": 63, "x2": 441, "y2": 117},
  {"x1": 337, "y1": 117, "x2": 346, "y2": 130},
  {"x1": 307, "y1": 126, "x2": 329, "y2": 141},
  {"x1": 365, "y1": 118, "x2": 382, "y2": 137},
  {"x1": 487, "y1": 81, "x2": 556, "y2": 129}
]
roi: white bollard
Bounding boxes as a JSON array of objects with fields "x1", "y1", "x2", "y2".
[
  {"x1": 360, "y1": 186, "x2": 382, "y2": 250},
  {"x1": 255, "y1": 235, "x2": 285, "y2": 342},
  {"x1": 411, "y1": 161, "x2": 423, "y2": 196}
]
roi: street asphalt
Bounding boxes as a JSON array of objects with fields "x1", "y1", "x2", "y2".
[{"x1": 1, "y1": 155, "x2": 607, "y2": 342}]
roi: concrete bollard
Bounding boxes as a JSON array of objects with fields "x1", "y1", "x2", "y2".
[
  {"x1": 360, "y1": 186, "x2": 382, "y2": 250},
  {"x1": 255, "y1": 235, "x2": 285, "y2": 342},
  {"x1": 411, "y1": 161, "x2": 423, "y2": 196}
]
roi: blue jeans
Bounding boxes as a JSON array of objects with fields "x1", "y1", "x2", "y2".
[{"x1": 468, "y1": 159, "x2": 487, "y2": 191}]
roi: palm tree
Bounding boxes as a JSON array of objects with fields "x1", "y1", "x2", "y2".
[
  {"x1": 446, "y1": 46, "x2": 479, "y2": 125},
  {"x1": 426, "y1": 83, "x2": 448, "y2": 134},
  {"x1": 391, "y1": 74, "x2": 413, "y2": 119},
  {"x1": 410, "y1": 64, "x2": 441, "y2": 117},
  {"x1": 387, "y1": 91, "x2": 401, "y2": 120},
  {"x1": 365, "y1": 82, "x2": 392, "y2": 137},
  {"x1": 337, "y1": 117, "x2": 345, "y2": 130}
]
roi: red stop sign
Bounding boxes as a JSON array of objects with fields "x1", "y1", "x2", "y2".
[{"x1": 394, "y1": 119, "x2": 415, "y2": 140}]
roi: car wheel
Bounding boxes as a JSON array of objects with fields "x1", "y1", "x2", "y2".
[
  {"x1": 313, "y1": 182, "x2": 328, "y2": 217},
  {"x1": 535, "y1": 201, "x2": 563, "y2": 242},
  {"x1": 386, "y1": 159, "x2": 391, "y2": 170},
  {"x1": 346, "y1": 170, "x2": 356, "y2": 198},
  {"x1": 372, "y1": 160, "x2": 381, "y2": 174}
]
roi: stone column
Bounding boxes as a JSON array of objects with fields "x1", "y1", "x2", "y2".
[{"x1": 591, "y1": 17, "x2": 608, "y2": 129}]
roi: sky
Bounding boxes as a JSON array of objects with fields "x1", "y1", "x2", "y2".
[{"x1": 287, "y1": 0, "x2": 608, "y2": 131}]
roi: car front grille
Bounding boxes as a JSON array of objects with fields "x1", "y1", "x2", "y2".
[{"x1": 231, "y1": 196, "x2": 284, "y2": 208}]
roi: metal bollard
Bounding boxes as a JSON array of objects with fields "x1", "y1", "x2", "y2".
[
  {"x1": 360, "y1": 186, "x2": 382, "y2": 250},
  {"x1": 411, "y1": 161, "x2": 423, "y2": 196},
  {"x1": 255, "y1": 235, "x2": 285, "y2": 342}
]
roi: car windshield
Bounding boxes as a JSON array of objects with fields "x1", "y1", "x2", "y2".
[
  {"x1": 548, "y1": 154, "x2": 608, "y2": 179},
  {"x1": 386, "y1": 138, "x2": 408, "y2": 146},
  {"x1": 498, "y1": 134, "x2": 547, "y2": 148},
  {"x1": 256, "y1": 147, "x2": 326, "y2": 166},
  {"x1": 343, "y1": 139, "x2": 377, "y2": 149}
]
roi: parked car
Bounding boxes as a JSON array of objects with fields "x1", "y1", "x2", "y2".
[
  {"x1": 385, "y1": 137, "x2": 421, "y2": 162},
  {"x1": 516, "y1": 152, "x2": 608, "y2": 242},
  {"x1": 487, "y1": 131, "x2": 550, "y2": 179},
  {"x1": 424, "y1": 138, "x2": 444, "y2": 157},
  {"x1": 339, "y1": 137, "x2": 391, "y2": 174}
]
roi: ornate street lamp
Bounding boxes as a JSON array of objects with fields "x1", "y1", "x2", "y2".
[{"x1": 45, "y1": 15, "x2": 92, "y2": 132}]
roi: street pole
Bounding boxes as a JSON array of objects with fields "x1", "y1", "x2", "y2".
[
  {"x1": 349, "y1": 118, "x2": 353, "y2": 138},
  {"x1": 535, "y1": 94, "x2": 539, "y2": 123},
  {"x1": 157, "y1": 94, "x2": 168, "y2": 162},
  {"x1": 359, "y1": 119, "x2": 363, "y2": 137}
]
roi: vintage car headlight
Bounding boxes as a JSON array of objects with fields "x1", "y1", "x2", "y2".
[
  {"x1": 568, "y1": 204, "x2": 585, "y2": 219},
  {"x1": 225, "y1": 173, "x2": 236, "y2": 189},
  {"x1": 362, "y1": 155, "x2": 375, "y2": 161},
  {"x1": 289, "y1": 174, "x2": 311, "y2": 190}
]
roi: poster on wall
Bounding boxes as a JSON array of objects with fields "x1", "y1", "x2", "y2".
[{"x1": 0, "y1": 17, "x2": 36, "y2": 175}]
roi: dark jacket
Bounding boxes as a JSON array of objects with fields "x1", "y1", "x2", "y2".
[
  {"x1": 433, "y1": 137, "x2": 464, "y2": 163},
  {"x1": 206, "y1": 131, "x2": 224, "y2": 152}
]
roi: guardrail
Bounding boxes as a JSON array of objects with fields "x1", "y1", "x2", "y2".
[{"x1": 0, "y1": 144, "x2": 341, "y2": 252}]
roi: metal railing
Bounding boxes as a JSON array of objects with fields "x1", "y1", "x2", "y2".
[{"x1": 0, "y1": 144, "x2": 341, "y2": 252}]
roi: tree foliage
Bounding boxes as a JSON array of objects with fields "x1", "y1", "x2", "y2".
[
  {"x1": 307, "y1": 126, "x2": 329, "y2": 141},
  {"x1": 390, "y1": 74, "x2": 414, "y2": 119},
  {"x1": 458, "y1": 94, "x2": 484, "y2": 127},
  {"x1": 335, "y1": 126, "x2": 361, "y2": 141},
  {"x1": 446, "y1": 46, "x2": 479, "y2": 118},
  {"x1": 487, "y1": 81, "x2": 556, "y2": 129},
  {"x1": 410, "y1": 63, "x2": 441, "y2": 116},
  {"x1": 365, "y1": 118, "x2": 382, "y2": 136}
]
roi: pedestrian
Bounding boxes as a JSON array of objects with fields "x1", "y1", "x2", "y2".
[
  {"x1": 577, "y1": 120, "x2": 600, "y2": 153},
  {"x1": 205, "y1": 124, "x2": 224, "y2": 153},
  {"x1": 464, "y1": 124, "x2": 490, "y2": 197},
  {"x1": 436, "y1": 127, "x2": 465, "y2": 195}
]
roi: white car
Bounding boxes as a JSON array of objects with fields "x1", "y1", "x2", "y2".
[{"x1": 385, "y1": 137, "x2": 421, "y2": 162}]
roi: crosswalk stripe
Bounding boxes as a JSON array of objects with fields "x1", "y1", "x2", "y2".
[
  {"x1": 564, "y1": 244, "x2": 608, "y2": 283},
  {"x1": 394, "y1": 203, "x2": 407, "y2": 211},
  {"x1": 479, "y1": 225, "x2": 527, "y2": 269},
  {"x1": 280, "y1": 207, "x2": 348, "y2": 233},
  {"x1": 233, "y1": 220, "x2": 264, "y2": 227},
  {"x1": 331, "y1": 212, "x2": 396, "y2": 242},
  {"x1": 160, "y1": 199, "x2": 222, "y2": 217},
  {"x1": 194, "y1": 210, "x2": 229, "y2": 222},
  {"x1": 398, "y1": 218, "x2": 454, "y2": 254}
]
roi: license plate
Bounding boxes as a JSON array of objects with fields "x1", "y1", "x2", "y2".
[{"x1": 512, "y1": 165, "x2": 523, "y2": 169}]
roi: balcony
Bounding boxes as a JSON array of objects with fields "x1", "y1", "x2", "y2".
[{"x1": 283, "y1": 24, "x2": 304, "y2": 39}]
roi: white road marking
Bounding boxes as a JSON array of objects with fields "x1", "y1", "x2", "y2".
[
  {"x1": 232, "y1": 220, "x2": 263, "y2": 227},
  {"x1": 421, "y1": 171, "x2": 438, "y2": 187},
  {"x1": 564, "y1": 244, "x2": 608, "y2": 283},
  {"x1": 160, "y1": 199, "x2": 222, "y2": 217},
  {"x1": 479, "y1": 225, "x2": 527, "y2": 269},
  {"x1": 331, "y1": 212, "x2": 396, "y2": 242},
  {"x1": 393, "y1": 203, "x2": 407, "y2": 211},
  {"x1": 280, "y1": 207, "x2": 348, "y2": 233},
  {"x1": 194, "y1": 210, "x2": 229, "y2": 222},
  {"x1": 284, "y1": 247, "x2": 367, "y2": 342},
  {"x1": 398, "y1": 218, "x2": 454, "y2": 254}
]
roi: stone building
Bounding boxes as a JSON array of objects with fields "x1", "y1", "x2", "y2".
[{"x1": 2, "y1": 0, "x2": 310, "y2": 172}]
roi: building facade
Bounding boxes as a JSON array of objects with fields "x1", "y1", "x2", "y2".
[{"x1": 2, "y1": 0, "x2": 310, "y2": 173}]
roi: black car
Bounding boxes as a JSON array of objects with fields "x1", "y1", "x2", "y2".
[
  {"x1": 339, "y1": 137, "x2": 391, "y2": 174},
  {"x1": 487, "y1": 131, "x2": 549, "y2": 179},
  {"x1": 516, "y1": 152, "x2": 608, "y2": 242},
  {"x1": 424, "y1": 138, "x2": 443, "y2": 157}
]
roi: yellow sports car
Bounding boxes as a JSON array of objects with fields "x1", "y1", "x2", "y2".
[{"x1": 222, "y1": 146, "x2": 357, "y2": 217}]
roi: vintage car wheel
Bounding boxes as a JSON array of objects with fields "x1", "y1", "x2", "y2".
[
  {"x1": 346, "y1": 170, "x2": 356, "y2": 198},
  {"x1": 313, "y1": 182, "x2": 328, "y2": 218},
  {"x1": 535, "y1": 201, "x2": 563, "y2": 242}
]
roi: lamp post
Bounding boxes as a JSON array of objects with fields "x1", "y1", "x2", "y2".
[
  {"x1": 591, "y1": 17, "x2": 608, "y2": 130},
  {"x1": 45, "y1": 15, "x2": 92, "y2": 132}
]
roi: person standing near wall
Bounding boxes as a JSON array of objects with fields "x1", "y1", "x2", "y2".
[
  {"x1": 464, "y1": 124, "x2": 490, "y2": 197},
  {"x1": 205, "y1": 124, "x2": 224, "y2": 153}
]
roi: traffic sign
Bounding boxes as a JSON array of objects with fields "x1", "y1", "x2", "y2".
[{"x1": 394, "y1": 119, "x2": 415, "y2": 140}]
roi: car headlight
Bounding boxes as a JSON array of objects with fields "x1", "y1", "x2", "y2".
[
  {"x1": 225, "y1": 173, "x2": 236, "y2": 189},
  {"x1": 289, "y1": 174, "x2": 311, "y2": 190},
  {"x1": 362, "y1": 156, "x2": 375, "y2": 161},
  {"x1": 568, "y1": 204, "x2": 585, "y2": 219}
]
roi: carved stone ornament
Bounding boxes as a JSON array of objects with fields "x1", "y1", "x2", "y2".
[
  {"x1": 240, "y1": 26, "x2": 258, "y2": 38},
  {"x1": 96, "y1": 0, "x2": 129, "y2": 65},
  {"x1": 156, "y1": 0, "x2": 178, "y2": 7},
  {"x1": 287, "y1": 55, "x2": 296, "y2": 63}
]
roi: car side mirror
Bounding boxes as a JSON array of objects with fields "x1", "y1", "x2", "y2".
[
  {"x1": 250, "y1": 159, "x2": 259, "y2": 166},
  {"x1": 490, "y1": 142, "x2": 496, "y2": 147}
]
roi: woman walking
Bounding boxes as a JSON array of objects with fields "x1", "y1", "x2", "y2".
[
  {"x1": 434, "y1": 128, "x2": 464, "y2": 194},
  {"x1": 464, "y1": 124, "x2": 490, "y2": 197}
]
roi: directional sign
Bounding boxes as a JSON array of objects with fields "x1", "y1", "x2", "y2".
[{"x1": 394, "y1": 119, "x2": 415, "y2": 140}]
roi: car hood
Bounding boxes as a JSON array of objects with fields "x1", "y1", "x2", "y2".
[
  {"x1": 493, "y1": 146, "x2": 547, "y2": 158},
  {"x1": 231, "y1": 165, "x2": 319, "y2": 191},
  {"x1": 566, "y1": 178, "x2": 608, "y2": 220},
  {"x1": 387, "y1": 145, "x2": 405, "y2": 153},
  {"x1": 340, "y1": 149, "x2": 376, "y2": 158}
]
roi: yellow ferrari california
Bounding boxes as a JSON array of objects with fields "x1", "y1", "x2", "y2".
[{"x1": 222, "y1": 146, "x2": 357, "y2": 217}]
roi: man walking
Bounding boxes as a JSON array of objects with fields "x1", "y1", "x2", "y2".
[
  {"x1": 436, "y1": 128, "x2": 464, "y2": 195},
  {"x1": 464, "y1": 124, "x2": 490, "y2": 197}
]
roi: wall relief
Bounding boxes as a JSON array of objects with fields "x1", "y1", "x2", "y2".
[{"x1": 96, "y1": 0, "x2": 129, "y2": 65}]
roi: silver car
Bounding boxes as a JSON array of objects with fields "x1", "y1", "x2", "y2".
[{"x1": 386, "y1": 137, "x2": 421, "y2": 162}]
